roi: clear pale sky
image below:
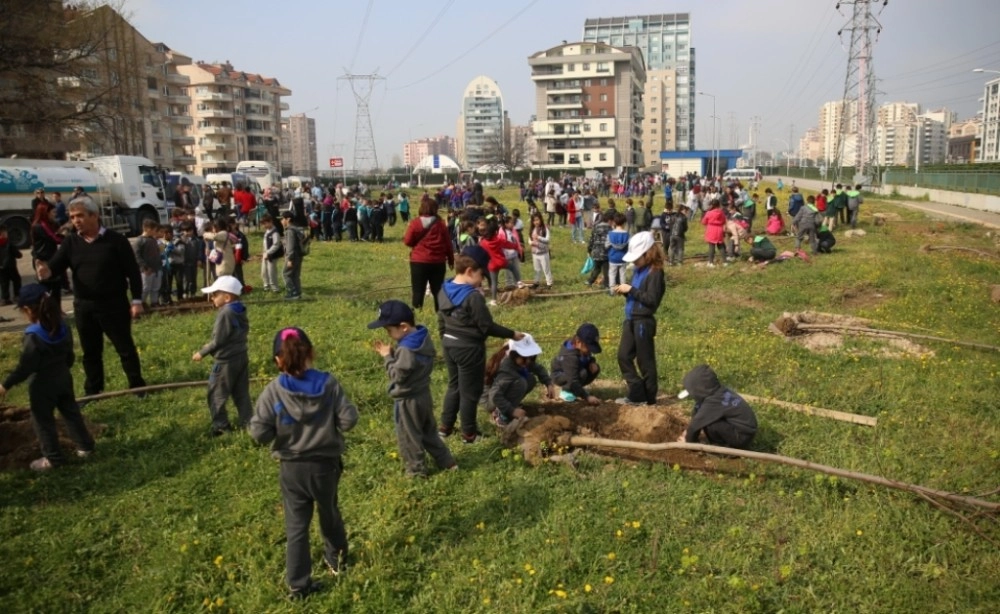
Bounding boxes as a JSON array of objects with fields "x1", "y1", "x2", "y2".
[{"x1": 128, "y1": 0, "x2": 998, "y2": 169}]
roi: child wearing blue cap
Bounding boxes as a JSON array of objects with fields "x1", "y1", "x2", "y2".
[
  {"x1": 550, "y1": 323, "x2": 603, "y2": 405},
  {"x1": 0, "y1": 284, "x2": 94, "y2": 471},
  {"x1": 370, "y1": 300, "x2": 456, "y2": 477}
]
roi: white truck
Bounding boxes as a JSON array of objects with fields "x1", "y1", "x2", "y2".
[{"x1": 0, "y1": 155, "x2": 168, "y2": 249}]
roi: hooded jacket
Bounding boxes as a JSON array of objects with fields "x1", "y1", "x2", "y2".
[
  {"x1": 437, "y1": 279, "x2": 515, "y2": 347},
  {"x1": 199, "y1": 301, "x2": 248, "y2": 361},
  {"x1": 624, "y1": 265, "x2": 665, "y2": 320},
  {"x1": 549, "y1": 341, "x2": 598, "y2": 399},
  {"x1": 384, "y1": 326, "x2": 435, "y2": 399},
  {"x1": 250, "y1": 369, "x2": 359, "y2": 461},
  {"x1": 682, "y1": 365, "x2": 757, "y2": 445},
  {"x1": 403, "y1": 216, "x2": 454, "y2": 266},
  {"x1": 2, "y1": 323, "x2": 74, "y2": 391},
  {"x1": 486, "y1": 355, "x2": 551, "y2": 420}
]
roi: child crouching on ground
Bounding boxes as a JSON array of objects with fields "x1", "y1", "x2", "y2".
[
  {"x1": 483, "y1": 334, "x2": 555, "y2": 426},
  {"x1": 250, "y1": 327, "x2": 359, "y2": 600},
  {"x1": 192, "y1": 275, "x2": 251, "y2": 436},
  {"x1": 0, "y1": 284, "x2": 94, "y2": 470},
  {"x1": 550, "y1": 323, "x2": 602, "y2": 405},
  {"x1": 676, "y1": 364, "x2": 757, "y2": 449},
  {"x1": 370, "y1": 300, "x2": 456, "y2": 478}
]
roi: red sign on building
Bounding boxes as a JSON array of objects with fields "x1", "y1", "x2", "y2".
[{"x1": 329, "y1": 157, "x2": 344, "y2": 168}]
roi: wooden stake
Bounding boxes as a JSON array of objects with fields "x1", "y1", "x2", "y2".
[
  {"x1": 740, "y1": 394, "x2": 877, "y2": 427},
  {"x1": 795, "y1": 324, "x2": 1000, "y2": 353}
]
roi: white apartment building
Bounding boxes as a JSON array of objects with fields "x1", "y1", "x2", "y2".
[
  {"x1": 528, "y1": 41, "x2": 645, "y2": 172},
  {"x1": 873, "y1": 103, "x2": 952, "y2": 166},
  {"x1": 977, "y1": 76, "x2": 1000, "y2": 162},
  {"x1": 403, "y1": 136, "x2": 457, "y2": 168},
  {"x1": 456, "y1": 76, "x2": 507, "y2": 169},
  {"x1": 819, "y1": 100, "x2": 858, "y2": 166}
]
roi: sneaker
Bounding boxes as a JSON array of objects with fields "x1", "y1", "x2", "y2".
[
  {"x1": 30, "y1": 457, "x2": 54, "y2": 471},
  {"x1": 461, "y1": 432, "x2": 483, "y2": 444},
  {"x1": 488, "y1": 300, "x2": 498, "y2": 307},
  {"x1": 284, "y1": 294, "x2": 301, "y2": 301},
  {"x1": 615, "y1": 397, "x2": 644, "y2": 405},
  {"x1": 211, "y1": 425, "x2": 233, "y2": 437},
  {"x1": 490, "y1": 409, "x2": 509, "y2": 427},
  {"x1": 437, "y1": 425, "x2": 453, "y2": 439},
  {"x1": 706, "y1": 263, "x2": 716, "y2": 268},
  {"x1": 76, "y1": 449, "x2": 93, "y2": 459},
  {"x1": 558, "y1": 390, "x2": 577, "y2": 402},
  {"x1": 288, "y1": 580, "x2": 324, "y2": 601}
]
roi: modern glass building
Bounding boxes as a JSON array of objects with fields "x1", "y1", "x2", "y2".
[
  {"x1": 456, "y1": 76, "x2": 507, "y2": 170},
  {"x1": 583, "y1": 14, "x2": 695, "y2": 156}
]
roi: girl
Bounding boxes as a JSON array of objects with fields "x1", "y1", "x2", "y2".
[
  {"x1": 529, "y1": 213, "x2": 553, "y2": 288},
  {"x1": 482, "y1": 335, "x2": 555, "y2": 427},
  {"x1": 0, "y1": 284, "x2": 94, "y2": 471},
  {"x1": 249, "y1": 327, "x2": 359, "y2": 599},
  {"x1": 766, "y1": 208, "x2": 785, "y2": 235},
  {"x1": 700, "y1": 199, "x2": 726, "y2": 267},
  {"x1": 612, "y1": 232, "x2": 666, "y2": 405},
  {"x1": 478, "y1": 218, "x2": 521, "y2": 305},
  {"x1": 203, "y1": 219, "x2": 236, "y2": 279},
  {"x1": 568, "y1": 192, "x2": 584, "y2": 243}
]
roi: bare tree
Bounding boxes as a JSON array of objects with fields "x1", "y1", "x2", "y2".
[{"x1": 481, "y1": 128, "x2": 531, "y2": 171}]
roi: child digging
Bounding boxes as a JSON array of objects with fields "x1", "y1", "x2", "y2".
[
  {"x1": 550, "y1": 323, "x2": 603, "y2": 405},
  {"x1": 192, "y1": 275, "x2": 252, "y2": 436},
  {"x1": 675, "y1": 364, "x2": 757, "y2": 449},
  {"x1": 483, "y1": 334, "x2": 556, "y2": 427},
  {"x1": 250, "y1": 327, "x2": 359, "y2": 600},
  {"x1": 0, "y1": 284, "x2": 94, "y2": 471},
  {"x1": 369, "y1": 300, "x2": 456, "y2": 477}
]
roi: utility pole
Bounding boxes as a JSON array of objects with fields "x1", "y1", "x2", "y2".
[
  {"x1": 729, "y1": 112, "x2": 738, "y2": 149},
  {"x1": 338, "y1": 70, "x2": 385, "y2": 176},
  {"x1": 789, "y1": 123, "x2": 795, "y2": 175},
  {"x1": 833, "y1": 0, "x2": 887, "y2": 187}
]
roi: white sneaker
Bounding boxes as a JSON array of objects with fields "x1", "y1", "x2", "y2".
[
  {"x1": 488, "y1": 300, "x2": 498, "y2": 306},
  {"x1": 30, "y1": 457, "x2": 54, "y2": 471}
]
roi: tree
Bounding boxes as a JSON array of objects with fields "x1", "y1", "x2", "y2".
[{"x1": 481, "y1": 127, "x2": 532, "y2": 172}]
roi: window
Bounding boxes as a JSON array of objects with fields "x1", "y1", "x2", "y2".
[
  {"x1": 583, "y1": 153, "x2": 591, "y2": 162},
  {"x1": 147, "y1": 77, "x2": 158, "y2": 90},
  {"x1": 583, "y1": 63, "x2": 590, "y2": 70},
  {"x1": 584, "y1": 94, "x2": 591, "y2": 102},
  {"x1": 651, "y1": 129, "x2": 658, "y2": 134},
  {"x1": 651, "y1": 118, "x2": 657, "y2": 124},
  {"x1": 567, "y1": 63, "x2": 575, "y2": 72},
  {"x1": 600, "y1": 93, "x2": 608, "y2": 102},
  {"x1": 599, "y1": 123, "x2": 607, "y2": 131},
  {"x1": 600, "y1": 109, "x2": 608, "y2": 116},
  {"x1": 583, "y1": 79, "x2": 591, "y2": 86},
  {"x1": 600, "y1": 78, "x2": 609, "y2": 86},
  {"x1": 583, "y1": 124, "x2": 591, "y2": 132},
  {"x1": 599, "y1": 153, "x2": 607, "y2": 161}
]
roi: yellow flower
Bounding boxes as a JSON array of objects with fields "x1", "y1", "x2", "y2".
[
  {"x1": 631, "y1": 521, "x2": 641, "y2": 529},
  {"x1": 856, "y1": 529, "x2": 863, "y2": 536},
  {"x1": 483, "y1": 597, "x2": 491, "y2": 605},
  {"x1": 180, "y1": 544, "x2": 188, "y2": 553},
  {"x1": 607, "y1": 552, "x2": 617, "y2": 561},
  {"x1": 554, "y1": 589, "x2": 568, "y2": 599},
  {"x1": 604, "y1": 575, "x2": 615, "y2": 584},
  {"x1": 476, "y1": 521, "x2": 485, "y2": 530},
  {"x1": 213, "y1": 555, "x2": 223, "y2": 567},
  {"x1": 615, "y1": 530, "x2": 623, "y2": 538},
  {"x1": 524, "y1": 563, "x2": 533, "y2": 571},
  {"x1": 215, "y1": 597, "x2": 224, "y2": 607},
  {"x1": 584, "y1": 584, "x2": 593, "y2": 593}
]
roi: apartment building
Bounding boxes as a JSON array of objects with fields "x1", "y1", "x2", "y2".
[
  {"x1": 528, "y1": 41, "x2": 645, "y2": 172},
  {"x1": 456, "y1": 76, "x2": 507, "y2": 170},
  {"x1": 403, "y1": 136, "x2": 457, "y2": 168},
  {"x1": 177, "y1": 61, "x2": 290, "y2": 175},
  {"x1": 977, "y1": 76, "x2": 1000, "y2": 162},
  {"x1": 287, "y1": 113, "x2": 317, "y2": 176}
]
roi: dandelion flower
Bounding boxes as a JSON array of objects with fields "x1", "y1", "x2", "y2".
[
  {"x1": 215, "y1": 597, "x2": 224, "y2": 607},
  {"x1": 213, "y1": 555, "x2": 223, "y2": 567},
  {"x1": 524, "y1": 563, "x2": 533, "y2": 571},
  {"x1": 584, "y1": 584, "x2": 593, "y2": 593},
  {"x1": 615, "y1": 530, "x2": 623, "y2": 538},
  {"x1": 554, "y1": 590, "x2": 568, "y2": 599},
  {"x1": 856, "y1": 529, "x2": 863, "y2": 536},
  {"x1": 604, "y1": 575, "x2": 615, "y2": 585},
  {"x1": 631, "y1": 521, "x2": 641, "y2": 529},
  {"x1": 607, "y1": 552, "x2": 617, "y2": 561}
]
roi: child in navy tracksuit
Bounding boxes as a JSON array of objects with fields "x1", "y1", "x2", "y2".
[
  {"x1": 192, "y1": 275, "x2": 252, "y2": 436},
  {"x1": 606, "y1": 213, "x2": 630, "y2": 295},
  {"x1": 482, "y1": 334, "x2": 555, "y2": 426},
  {"x1": 250, "y1": 327, "x2": 359, "y2": 599},
  {"x1": 0, "y1": 284, "x2": 94, "y2": 471},
  {"x1": 677, "y1": 364, "x2": 757, "y2": 449},
  {"x1": 370, "y1": 300, "x2": 456, "y2": 477},
  {"x1": 612, "y1": 232, "x2": 666, "y2": 405},
  {"x1": 550, "y1": 323, "x2": 603, "y2": 405}
]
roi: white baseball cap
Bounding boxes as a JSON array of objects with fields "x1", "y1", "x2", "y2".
[
  {"x1": 623, "y1": 231, "x2": 656, "y2": 263},
  {"x1": 508, "y1": 334, "x2": 542, "y2": 357},
  {"x1": 677, "y1": 389, "x2": 690, "y2": 399},
  {"x1": 201, "y1": 275, "x2": 243, "y2": 296}
]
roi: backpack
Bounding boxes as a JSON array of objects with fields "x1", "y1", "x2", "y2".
[
  {"x1": 297, "y1": 227, "x2": 311, "y2": 257},
  {"x1": 236, "y1": 231, "x2": 250, "y2": 263},
  {"x1": 588, "y1": 223, "x2": 610, "y2": 261}
]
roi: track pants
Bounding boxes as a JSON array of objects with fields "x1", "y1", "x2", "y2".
[{"x1": 618, "y1": 317, "x2": 658, "y2": 404}]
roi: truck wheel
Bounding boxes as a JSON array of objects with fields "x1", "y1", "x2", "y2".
[
  {"x1": 2, "y1": 217, "x2": 31, "y2": 249},
  {"x1": 134, "y1": 208, "x2": 158, "y2": 236}
]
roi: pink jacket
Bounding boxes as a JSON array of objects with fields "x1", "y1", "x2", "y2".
[{"x1": 701, "y1": 208, "x2": 726, "y2": 244}]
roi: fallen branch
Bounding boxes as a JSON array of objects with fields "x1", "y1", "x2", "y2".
[
  {"x1": 531, "y1": 289, "x2": 610, "y2": 299},
  {"x1": 740, "y1": 394, "x2": 877, "y2": 427},
  {"x1": 796, "y1": 323, "x2": 1000, "y2": 353},
  {"x1": 78, "y1": 380, "x2": 211, "y2": 402},
  {"x1": 565, "y1": 436, "x2": 1000, "y2": 513},
  {"x1": 920, "y1": 244, "x2": 999, "y2": 260}
]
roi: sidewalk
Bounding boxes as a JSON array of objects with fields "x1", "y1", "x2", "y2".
[
  {"x1": 765, "y1": 176, "x2": 1000, "y2": 229},
  {"x1": 0, "y1": 257, "x2": 77, "y2": 334}
]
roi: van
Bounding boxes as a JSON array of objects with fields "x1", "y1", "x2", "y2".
[
  {"x1": 722, "y1": 168, "x2": 759, "y2": 184},
  {"x1": 166, "y1": 172, "x2": 207, "y2": 208}
]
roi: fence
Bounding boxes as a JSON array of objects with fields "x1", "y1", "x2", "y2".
[{"x1": 881, "y1": 170, "x2": 1000, "y2": 196}]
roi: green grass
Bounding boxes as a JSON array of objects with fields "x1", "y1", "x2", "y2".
[{"x1": 1, "y1": 187, "x2": 999, "y2": 613}]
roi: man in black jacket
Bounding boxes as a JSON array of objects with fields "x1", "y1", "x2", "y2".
[
  {"x1": 676, "y1": 364, "x2": 757, "y2": 449},
  {"x1": 36, "y1": 197, "x2": 147, "y2": 395}
]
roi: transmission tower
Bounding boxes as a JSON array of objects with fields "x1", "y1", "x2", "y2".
[
  {"x1": 338, "y1": 71, "x2": 385, "y2": 174},
  {"x1": 833, "y1": 0, "x2": 887, "y2": 186}
]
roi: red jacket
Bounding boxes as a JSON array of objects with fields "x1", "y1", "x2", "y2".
[
  {"x1": 403, "y1": 216, "x2": 454, "y2": 266},
  {"x1": 478, "y1": 233, "x2": 518, "y2": 272},
  {"x1": 234, "y1": 189, "x2": 256, "y2": 215},
  {"x1": 701, "y1": 208, "x2": 726, "y2": 244}
]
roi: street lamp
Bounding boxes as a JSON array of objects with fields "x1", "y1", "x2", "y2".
[
  {"x1": 698, "y1": 91, "x2": 717, "y2": 177},
  {"x1": 972, "y1": 68, "x2": 1000, "y2": 75}
]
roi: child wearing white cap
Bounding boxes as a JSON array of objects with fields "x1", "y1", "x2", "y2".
[
  {"x1": 192, "y1": 275, "x2": 251, "y2": 436},
  {"x1": 482, "y1": 334, "x2": 555, "y2": 426}
]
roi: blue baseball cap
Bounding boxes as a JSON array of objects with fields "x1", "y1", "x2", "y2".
[
  {"x1": 576, "y1": 323, "x2": 602, "y2": 354},
  {"x1": 367, "y1": 300, "x2": 415, "y2": 329},
  {"x1": 460, "y1": 245, "x2": 490, "y2": 272},
  {"x1": 16, "y1": 283, "x2": 51, "y2": 308}
]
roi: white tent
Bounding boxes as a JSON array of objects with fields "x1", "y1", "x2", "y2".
[{"x1": 414, "y1": 154, "x2": 461, "y2": 174}]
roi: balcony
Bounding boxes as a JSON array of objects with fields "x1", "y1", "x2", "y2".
[
  {"x1": 200, "y1": 157, "x2": 237, "y2": 165},
  {"x1": 169, "y1": 115, "x2": 194, "y2": 125},
  {"x1": 201, "y1": 126, "x2": 233, "y2": 135},
  {"x1": 531, "y1": 67, "x2": 564, "y2": 80},
  {"x1": 244, "y1": 109, "x2": 272, "y2": 119},
  {"x1": 279, "y1": 102, "x2": 289, "y2": 111},
  {"x1": 246, "y1": 128, "x2": 274, "y2": 136},
  {"x1": 171, "y1": 135, "x2": 195, "y2": 145},
  {"x1": 194, "y1": 91, "x2": 233, "y2": 102},
  {"x1": 167, "y1": 94, "x2": 191, "y2": 104},
  {"x1": 196, "y1": 109, "x2": 229, "y2": 118},
  {"x1": 174, "y1": 154, "x2": 196, "y2": 164},
  {"x1": 166, "y1": 72, "x2": 189, "y2": 85},
  {"x1": 146, "y1": 88, "x2": 160, "y2": 99}
]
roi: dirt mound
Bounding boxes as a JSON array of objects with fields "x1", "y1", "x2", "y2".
[
  {"x1": 770, "y1": 311, "x2": 933, "y2": 359},
  {"x1": 508, "y1": 400, "x2": 729, "y2": 472},
  {"x1": 0, "y1": 405, "x2": 107, "y2": 471}
]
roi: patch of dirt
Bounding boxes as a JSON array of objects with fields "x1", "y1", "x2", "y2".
[
  {"x1": 148, "y1": 296, "x2": 215, "y2": 317},
  {"x1": 507, "y1": 400, "x2": 736, "y2": 473},
  {"x1": 835, "y1": 285, "x2": 891, "y2": 310},
  {"x1": 699, "y1": 288, "x2": 768, "y2": 311},
  {"x1": 770, "y1": 311, "x2": 933, "y2": 359},
  {"x1": 0, "y1": 405, "x2": 107, "y2": 471}
]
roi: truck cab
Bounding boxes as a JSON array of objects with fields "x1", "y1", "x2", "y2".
[{"x1": 89, "y1": 155, "x2": 168, "y2": 234}]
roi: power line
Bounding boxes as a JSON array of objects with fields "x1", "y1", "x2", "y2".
[
  {"x1": 384, "y1": 0, "x2": 457, "y2": 78},
  {"x1": 389, "y1": 0, "x2": 542, "y2": 91},
  {"x1": 880, "y1": 39, "x2": 1000, "y2": 81},
  {"x1": 348, "y1": 0, "x2": 376, "y2": 73}
]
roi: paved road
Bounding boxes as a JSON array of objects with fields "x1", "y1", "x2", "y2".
[
  {"x1": 0, "y1": 256, "x2": 77, "y2": 334},
  {"x1": 765, "y1": 176, "x2": 1000, "y2": 229}
]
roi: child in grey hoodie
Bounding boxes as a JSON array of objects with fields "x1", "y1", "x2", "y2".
[
  {"x1": 676, "y1": 364, "x2": 757, "y2": 449},
  {"x1": 370, "y1": 300, "x2": 456, "y2": 477},
  {"x1": 250, "y1": 327, "x2": 359, "y2": 600}
]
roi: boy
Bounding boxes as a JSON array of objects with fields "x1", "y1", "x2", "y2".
[
  {"x1": 0, "y1": 224, "x2": 22, "y2": 305},
  {"x1": 668, "y1": 204, "x2": 689, "y2": 265},
  {"x1": 370, "y1": 300, "x2": 456, "y2": 477},
  {"x1": 675, "y1": 364, "x2": 757, "y2": 449},
  {"x1": 550, "y1": 323, "x2": 602, "y2": 405},
  {"x1": 133, "y1": 218, "x2": 162, "y2": 308},
  {"x1": 177, "y1": 221, "x2": 200, "y2": 300},
  {"x1": 192, "y1": 275, "x2": 251, "y2": 436},
  {"x1": 281, "y1": 211, "x2": 305, "y2": 300},
  {"x1": 261, "y1": 214, "x2": 284, "y2": 293},
  {"x1": 161, "y1": 225, "x2": 180, "y2": 306},
  {"x1": 437, "y1": 245, "x2": 525, "y2": 443},
  {"x1": 606, "y1": 213, "x2": 629, "y2": 295},
  {"x1": 585, "y1": 210, "x2": 612, "y2": 289}
]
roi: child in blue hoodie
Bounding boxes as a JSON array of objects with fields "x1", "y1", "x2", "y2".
[
  {"x1": 0, "y1": 284, "x2": 94, "y2": 471},
  {"x1": 606, "y1": 212, "x2": 630, "y2": 296},
  {"x1": 549, "y1": 323, "x2": 602, "y2": 404},
  {"x1": 192, "y1": 275, "x2": 251, "y2": 436},
  {"x1": 250, "y1": 327, "x2": 359, "y2": 599},
  {"x1": 370, "y1": 300, "x2": 456, "y2": 477}
]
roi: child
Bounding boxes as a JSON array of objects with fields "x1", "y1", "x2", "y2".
[
  {"x1": 250, "y1": 327, "x2": 359, "y2": 599},
  {"x1": 585, "y1": 210, "x2": 612, "y2": 289},
  {"x1": 612, "y1": 232, "x2": 666, "y2": 405},
  {"x1": 701, "y1": 200, "x2": 726, "y2": 267},
  {"x1": 793, "y1": 195, "x2": 820, "y2": 255},
  {"x1": 765, "y1": 208, "x2": 785, "y2": 236},
  {"x1": 457, "y1": 219, "x2": 479, "y2": 249},
  {"x1": 134, "y1": 218, "x2": 162, "y2": 308},
  {"x1": 161, "y1": 225, "x2": 179, "y2": 306},
  {"x1": 550, "y1": 323, "x2": 602, "y2": 404},
  {"x1": 724, "y1": 203, "x2": 748, "y2": 262},
  {"x1": 483, "y1": 334, "x2": 555, "y2": 426},
  {"x1": 478, "y1": 218, "x2": 521, "y2": 306},
  {"x1": 501, "y1": 216, "x2": 523, "y2": 287},
  {"x1": 817, "y1": 223, "x2": 837, "y2": 254},
  {"x1": 281, "y1": 211, "x2": 305, "y2": 300},
  {"x1": 742, "y1": 192, "x2": 757, "y2": 233},
  {"x1": 178, "y1": 221, "x2": 201, "y2": 299},
  {"x1": 369, "y1": 300, "x2": 456, "y2": 478},
  {"x1": 668, "y1": 205, "x2": 689, "y2": 266},
  {"x1": 437, "y1": 245, "x2": 525, "y2": 443},
  {"x1": 606, "y1": 212, "x2": 630, "y2": 294},
  {"x1": 528, "y1": 213, "x2": 553, "y2": 288},
  {"x1": 192, "y1": 275, "x2": 252, "y2": 436},
  {"x1": 675, "y1": 364, "x2": 757, "y2": 449},
  {"x1": 261, "y1": 214, "x2": 284, "y2": 293},
  {"x1": 0, "y1": 284, "x2": 94, "y2": 470},
  {"x1": 748, "y1": 234, "x2": 777, "y2": 263},
  {"x1": 511, "y1": 209, "x2": 526, "y2": 263},
  {"x1": 0, "y1": 224, "x2": 23, "y2": 305}
]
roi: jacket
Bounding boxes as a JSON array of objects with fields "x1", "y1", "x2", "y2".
[
  {"x1": 486, "y1": 356, "x2": 551, "y2": 421},
  {"x1": 0, "y1": 236, "x2": 22, "y2": 270},
  {"x1": 283, "y1": 225, "x2": 305, "y2": 261},
  {"x1": 529, "y1": 226, "x2": 550, "y2": 255},
  {"x1": 793, "y1": 204, "x2": 820, "y2": 230},
  {"x1": 251, "y1": 369, "x2": 358, "y2": 461},
  {"x1": 682, "y1": 364, "x2": 757, "y2": 445},
  {"x1": 701, "y1": 208, "x2": 726, "y2": 244},
  {"x1": 624, "y1": 265, "x2": 665, "y2": 320},
  {"x1": 606, "y1": 229, "x2": 630, "y2": 264},
  {"x1": 588, "y1": 221, "x2": 611, "y2": 261},
  {"x1": 263, "y1": 226, "x2": 284, "y2": 261},
  {"x1": 203, "y1": 231, "x2": 235, "y2": 276},
  {"x1": 549, "y1": 341, "x2": 598, "y2": 399},
  {"x1": 384, "y1": 326, "x2": 435, "y2": 399},
  {"x1": 404, "y1": 216, "x2": 454, "y2": 266},
  {"x1": 1, "y1": 323, "x2": 74, "y2": 391},
  {"x1": 669, "y1": 213, "x2": 688, "y2": 239},
  {"x1": 133, "y1": 235, "x2": 162, "y2": 272},
  {"x1": 634, "y1": 205, "x2": 651, "y2": 230},
  {"x1": 198, "y1": 302, "x2": 248, "y2": 361},
  {"x1": 437, "y1": 278, "x2": 515, "y2": 347},
  {"x1": 479, "y1": 234, "x2": 518, "y2": 273}
]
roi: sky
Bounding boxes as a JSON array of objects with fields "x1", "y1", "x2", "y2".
[{"x1": 128, "y1": 0, "x2": 999, "y2": 169}]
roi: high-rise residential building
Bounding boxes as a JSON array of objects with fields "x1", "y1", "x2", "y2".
[
  {"x1": 287, "y1": 113, "x2": 317, "y2": 176},
  {"x1": 177, "y1": 61, "x2": 290, "y2": 176},
  {"x1": 583, "y1": 13, "x2": 695, "y2": 156},
  {"x1": 818, "y1": 100, "x2": 858, "y2": 166},
  {"x1": 948, "y1": 118, "x2": 980, "y2": 163},
  {"x1": 456, "y1": 76, "x2": 507, "y2": 169},
  {"x1": 798, "y1": 127, "x2": 823, "y2": 165},
  {"x1": 279, "y1": 118, "x2": 293, "y2": 176},
  {"x1": 873, "y1": 103, "x2": 952, "y2": 166},
  {"x1": 403, "y1": 136, "x2": 457, "y2": 168},
  {"x1": 977, "y1": 76, "x2": 1000, "y2": 162},
  {"x1": 528, "y1": 42, "x2": 645, "y2": 171}
]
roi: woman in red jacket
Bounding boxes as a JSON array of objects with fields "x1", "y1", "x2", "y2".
[
  {"x1": 403, "y1": 195, "x2": 454, "y2": 311},
  {"x1": 700, "y1": 199, "x2": 726, "y2": 267}
]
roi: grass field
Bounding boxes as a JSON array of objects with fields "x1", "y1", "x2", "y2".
[{"x1": 1, "y1": 184, "x2": 999, "y2": 613}]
